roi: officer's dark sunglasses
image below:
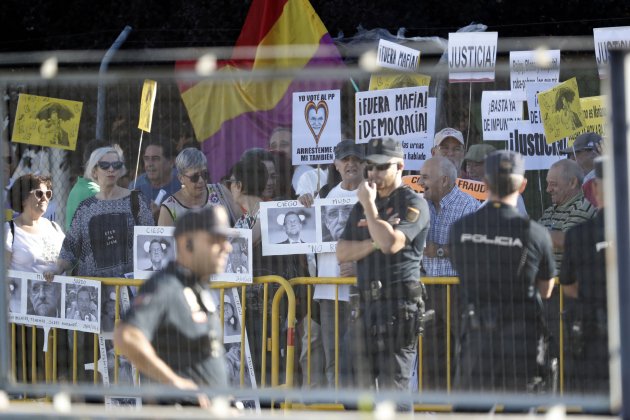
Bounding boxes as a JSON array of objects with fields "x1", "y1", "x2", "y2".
[
  {"x1": 365, "y1": 162, "x2": 397, "y2": 172},
  {"x1": 97, "y1": 161, "x2": 124, "y2": 170},
  {"x1": 182, "y1": 170, "x2": 209, "y2": 183}
]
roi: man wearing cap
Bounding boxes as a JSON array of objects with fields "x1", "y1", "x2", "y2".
[
  {"x1": 337, "y1": 137, "x2": 430, "y2": 392},
  {"x1": 560, "y1": 156, "x2": 609, "y2": 394},
  {"x1": 432, "y1": 127, "x2": 466, "y2": 177},
  {"x1": 298, "y1": 140, "x2": 364, "y2": 387},
  {"x1": 539, "y1": 159, "x2": 597, "y2": 269},
  {"x1": 114, "y1": 206, "x2": 233, "y2": 406},
  {"x1": 559, "y1": 132, "x2": 602, "y2": 206},
  {"x1": 450, "y1": 150, "x2": 556, "y2": 392}
]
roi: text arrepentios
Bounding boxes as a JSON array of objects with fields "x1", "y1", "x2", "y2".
[
  {"x1": 511, "y1": 57, "x2": 559, "y2": 90},
  {"x1": 449, "y1": 45, "x2": 496, "y2": 69},
  {"x1": 378, "y1": 44, "x2": 418, "y2": 70},
  {"x1": 356, "y1": 91, "x2": 428, "y2": 140},
  {"x1": 484, "y1": 99, "x2": 519, "y2": 131}
]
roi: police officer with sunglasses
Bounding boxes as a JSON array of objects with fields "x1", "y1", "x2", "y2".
[{"x1": 336, "y1": 138, "x2": 430, "y2": 398}]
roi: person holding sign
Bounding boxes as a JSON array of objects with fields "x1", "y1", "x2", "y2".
[
  {"x1": 115, "y1": 206, "x2": 234, "y2": 407},
  {"x1": 337, "y1": 138, "x2": 430, "y2": 396},
  {"x1": 432, "y1": 128, "x2": 466, "y2": 177},
  {"x1": 450, "y1": 150, "x2": 556, "y2": 394}
]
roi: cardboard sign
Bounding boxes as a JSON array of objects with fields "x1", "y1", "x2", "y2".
[
  {"x1": 507, "y1": 120, "x2": 565, "y2": 170},
  {"x1": 481, "y1": 91, "x2": 523, "y2": 141},
  {"x1": 355, "y1": 86, "x2": 431, "y2": 170},
  {"x1": 133, "y1": 226, "x2": 176, "y2": 280},
  {"x1": 138, "y1": 79, "x2": 157, "y2": 132},
  {"x1": 402, "y1": 175, "x2": 487, "y2": 200},
  {"x1": 211, "y1": 229, "x2": 253, "y2": 283},
  {"x1": 12, "y1": 94, "x2": 83, "y2": 151},
  {"x1": 375, "y1": 39, "x2": 420, "y2": 72},
  {"x1": 369, "y1": 73, "x2": 431, "y2": 91},
  {"x1": 313, "y1": 196, "x2": 358, "y2": 254},
  {"x1": 525, "y1": 82, "x2": 557, "y2": 129},
  {"x1": 509, "y1": 50, "x2": 560, "y2": 101},
  {"x1": 593, "y1": 26, "x2": 630, "y2": 78},
  {"x1": 538, "y1": 78, "x2": 585, "y2": 144},
  {"x1": 448, "y1": 32, "x2": 498, "y2": 82},
  {"x1": 567, "y1": 96, "x2": 606, "y2": 145},
  {"x1": 292, "y1": 89, "x2": 341, "y2": 165}
]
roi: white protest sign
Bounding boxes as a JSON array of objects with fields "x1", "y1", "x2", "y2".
[
  {"x1": 448, "y1": 32, "x2": 498, "y2": 83},
  {"x1": 355, "y1": 86, "x2": 431, "y2": 170},
  {"x1": 210, "y1": 229, "x2": 253, "y2": 284},
  {"x1": 481, "y1": 91, "x2": 523, "y2": 141},
  {"x1": 292, "y1": 89, "x2": 341, "y2": 165},
  {"x1": 593, "y1": 26, "x2": 630, "y2": 78},
  {"x1": 526, "y1": 82, "x2": 557, "y2": 129},
  {"x1": 509, "y1": 50, "x2": 560, "y2": 101},
  {"x1": 260, "y1": 201, "x2": 318, "y2": 256},
  {"x1": 133, "y1": 226, "x2": 176, "y2": 280},
  {"x1": 313, "y1": 196, "x2": 358, "y2": 254},
  {"x1": 506, "y1": 120, "x2": 565, "y2": 170},
  {"x1": 376, "y1": 39, "x2": 420, "y2": 72}
]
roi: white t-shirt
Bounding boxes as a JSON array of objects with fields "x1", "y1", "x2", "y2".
[
  {"x1": 313, "y1": 183, "x2": 356, "y2": 302},
  {"x1": 5, "y1": 219, "x2": 65, "y2": 273},
  {"x1": 296, "y1": 167, "x2": 328, "y2": 196}
]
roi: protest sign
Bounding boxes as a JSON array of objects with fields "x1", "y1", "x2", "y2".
[
  {"x1": 567, "y1": 96, "x2": 606, "y2": 145},
  {"x1": 593, "y1": 26, "x2": 630, "y2": 78},
  {"x1": 525, "y1": 82, "x2": 557, "y2": 129},
  {"x1": 538, "y1": 78, "x2": 585, "y2": 144},
  {"x1": 448, "y1": 32, "x2": 498, "y2": 83},
  {"x1": 260, "y1": 200, "x2": 317, "y2": 256},
  {"x1": 292, "y1": 89, "x2": 341, "y2": 165},
  {"x1": 369, "y1": 73, "x2": 431, "y2": 91},
  {"x1": 375, "y1": 39, "x2": 420, "y2": 72},
  {"x1": 133, "y1": 226, "x2": 176, "y2": 280},
  {"x1": 313, "y1": 196, "x2": 358, "y2": 254},
  {"x1": 507, "y1": 120, "x2": 565, "y2": 170},
  {"x1": 355, "y1": 86, "x2": 431, "y2": 170},
  {"x1": 211, "y1": 229, "x2": 253, "y2": 283},
  {"x1": 9, "y1": 270, "x2": 101, "y2": 334},
  {"x1": 402, "y1": 175, "x2": 487, "y2": 200},
  {"x1": 481, "y1": 91, "x2": 523, "y2": 141},
  {"x1": 509, "y1": 50, "x2": 560, "y2": 101},
  {"x1": 12, "y1": 94, "x2": 82, "y2": 151},
  {"x1": 138, "y1": 79, "x2": 157, "y2": 132}
]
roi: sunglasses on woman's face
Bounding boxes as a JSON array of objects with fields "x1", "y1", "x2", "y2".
[
  {"x1": 31, "y1": 189, "x2": 52, "y2": 200},
  {"x1": 97, "y1": 161, "x2": 124, "y2": 170},
  {"x1": 182, "y1": 170, "x2": 209, "y2": 183}
]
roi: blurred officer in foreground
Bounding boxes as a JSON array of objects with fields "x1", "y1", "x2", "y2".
[
  {"x1": 114, "y1": 206, "x2": 234, "y2": 407},
  {"x1": 450, "y1": 150, "x2": 556, "y2": 393},
  {"x1": 337, "y1": 138, "x2": 430, "y2": 395}
]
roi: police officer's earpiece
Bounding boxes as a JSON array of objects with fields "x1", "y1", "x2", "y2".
[{"x1": 186, "y1": 239, "x2": 193, "y2": 252}]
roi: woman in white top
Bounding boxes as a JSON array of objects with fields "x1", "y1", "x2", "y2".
[
  {"x1": 158, "y1": 147, "x2": 240, "y2": 226},
  {"x1": 5, "y1": 174, "x2": 64, "y2": 273}
]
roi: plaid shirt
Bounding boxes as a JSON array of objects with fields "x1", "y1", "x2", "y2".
[{"x1": 424, "y1": 186, "x2": 480, "y2": 276}]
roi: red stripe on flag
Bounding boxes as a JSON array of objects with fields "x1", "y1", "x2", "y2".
[{"x1": 235, "y1": 0, "x2": 289, "y2": 48}]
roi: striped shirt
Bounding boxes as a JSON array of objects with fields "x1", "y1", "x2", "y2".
[
  {"x1": 424, "y1": 186, "x2": 480, "y2": 276},
  {"x1": 539, "y1": 191, "x2": 597, "y2": 268}
]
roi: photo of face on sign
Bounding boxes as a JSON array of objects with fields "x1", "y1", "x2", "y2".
[
  {"x1": 133, "y1": 227, "x2": 176, "y2": 279},
  {"x1": 321, "y1": 204, "x2": 354, "y2": 243},
  {"x1": 8, "y1": 277, "x2": 23, "y2": 314},
  {"x1": 26, "y1": 279, "x2": 61, "y2": 318},
  {"x1": 267, "y1": 208, "x2": 316, "y2": 244},
  {"x1": 65, "y1": 284, "x2": 99, "y2": 322}
]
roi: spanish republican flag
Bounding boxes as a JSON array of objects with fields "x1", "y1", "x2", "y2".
[{"x1": 177, "y1": 0, "x2": 344, "y2": 182}]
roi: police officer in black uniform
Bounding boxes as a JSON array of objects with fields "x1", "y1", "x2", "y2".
[
  {"x1": 114, "y1": 206, "x2": 233, "y2": 407},
  {"x1": 337, "y1": 137, "x2": 430, "y2": 392},
  {"x1": 450, "y1": 150, "x2": 556, "y2": 392},
  {"x1": 560, "y1": 156, "x2": 609, "y2": 394}
]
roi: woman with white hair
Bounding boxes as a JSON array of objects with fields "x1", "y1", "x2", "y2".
[
  {"x1": 157, "y1": 147, "x2": 240, "y2": 226},
  {"x1": 46, "y1": 145, "x2": 153, "y2": 279}
]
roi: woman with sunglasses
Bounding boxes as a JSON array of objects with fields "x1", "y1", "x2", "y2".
[
  {"x1": 47, "y1": 146, "x2": 153, "y2": 280},
  {"x1": 157, "y1": 147, "x2": 240, "y2": 226},
  {"x1": 5, "y1": 174, "x2": 64, "y2": 273}
]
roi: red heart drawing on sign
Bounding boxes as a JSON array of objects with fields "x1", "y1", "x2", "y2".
[{"x1": 304, "y1": 100, "x2": 328, "y2": 145}]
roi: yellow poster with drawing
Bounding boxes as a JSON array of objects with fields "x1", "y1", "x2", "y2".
[
  {"x1": 12, "y1": 94, "x2": 82, "y2": 151},
  {"x1": 138, "y1": 79, "x2": 157, "y2": 132},
  {"x1": 567, "y1": 96, "x2": 606, "y2": 146},
  {"x1": 537, "y1": 77, "x2": 585, "y2": 144},
  {"x1": 369, "y1": 73, "x2": 431, "y2": 91}
]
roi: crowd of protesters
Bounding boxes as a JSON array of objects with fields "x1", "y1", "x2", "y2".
[{"x1": 3, "y1": 123, "x2": 609, "y2": 399}]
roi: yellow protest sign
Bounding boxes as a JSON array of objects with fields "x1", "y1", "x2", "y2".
[
  {"x1": 403, "y1": 175, "x2": 488, "y2": 201},
  {"x1": 12, "y1": 94, "x2": 82, "y2": 151},
  {"x1": 138, "y1": 79, "x2": 157, "y2": 132},
  {"x1": 567, "y1": 96, "x2": 606, "y2": 145},
  {"x1": 537, "y1": 78, "x2": 585, "y2": 144},
  {"x1": 369, "y1": 73, "x2": 431, "y2": 91}
]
